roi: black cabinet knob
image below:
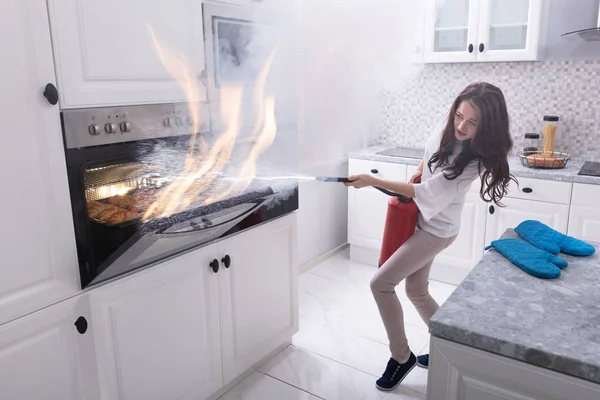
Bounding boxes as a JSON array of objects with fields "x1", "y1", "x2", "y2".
[
  {"x1": 371, "y1": 169, "x2": 379, "y2": 174},
  {"x1": 222, "y1": 255, "x2": 231, "y2": 268},
  {"x1": 468, "y1": 44, "x2": 474, "y2": 53},
  {"x1": 479, "y1": 43, "x2": 485, "y2": 52},
  {"x1": 43, "y1": 83, "x2": 59, "y2": 105},
  {"x1": 210, "y1": 259, "x2": 219, "y2": 273},
  {"x1": 489, "y1": 205, "x2": 495, "y2": 215},
  {"x1": 522, "y1": 187, "x2": 533, "y2": 193},
  {"x1": 74, "y1": 316, "x2": 88, "y2": 334}
]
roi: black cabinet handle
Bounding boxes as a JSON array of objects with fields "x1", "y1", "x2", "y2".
[
  {"x1": 210, "y1": 259, "x2": 219, "y2": 273},
  {"x1": 43, "y1": 83, "x2": 59, "y2": 105},
  {"x1": 522, "y1": 187, "x2": 533, "y2": 193},
  {"x1": 479, "y1": 43, "x2": 485, "y2": 52},
  {"x1": 489, "y1": 205, "x2": 495, "y2": 215},
  {"x1": 74, "y1": 316, "x2": 88, "y2": 334},
  {"x1": 468, "y1": 44, "x2": 474, "y2": 53},
  {"x1": 222, "y1": 255, "x2": 231, "y2": 268},
  {"x1": 371, "y1": 169, "x2": 379, "y2": 174}
]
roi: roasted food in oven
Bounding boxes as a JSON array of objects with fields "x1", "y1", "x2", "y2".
[
  {"x1": 107, "y1": 194, "x2": 139, "y2": 212},
  {"x1": 87, "y1": 200, "x2": 139, "y2": 225}
]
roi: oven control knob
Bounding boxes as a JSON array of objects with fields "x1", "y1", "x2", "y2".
[
  {"x1": 163, "y1": 118, "x2": 173, "y2": 127},
  {"x1": 186, "y1": 117, "x2": 194, "y2": 125},
  {"x1": 88, "y1": 124, "x2": 101, "y2": 136},
  {"x1": 105, "y1": 123, "x2": 117, "y2": 134},
  {"x1": 120, "y1": 122, "x2": 132, "y2": 132},
  {"x1": 175, "y1": 117, "x2": 183, "y2": 126}
]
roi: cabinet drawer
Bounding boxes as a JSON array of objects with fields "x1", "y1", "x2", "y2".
[
  {"x1": 507, "y1": 177, "x2": 572, "y2": 205},
  {"x1": 348, "y1": 158, "x2": 407, "y2": 182},
  {"x1": 571, "y1": 183, "x2": 600, "y2": 208}
]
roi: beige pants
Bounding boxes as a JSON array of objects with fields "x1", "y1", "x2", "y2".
[{"x1": 370, "y1": 227, "x2": 456, "y2": 363}]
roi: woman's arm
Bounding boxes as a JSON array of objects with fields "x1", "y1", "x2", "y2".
[{"x1": 344, "y1": 175, "x2": 416, "y2": 198}]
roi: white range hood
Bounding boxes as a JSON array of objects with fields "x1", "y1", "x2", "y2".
[{"x1": 561, "y1": 2, "x2": 600, "y2": 41}]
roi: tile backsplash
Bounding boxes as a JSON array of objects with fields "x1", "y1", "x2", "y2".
[{"x1": 374, "y1": 60, "x2": 600, "y2": 161}]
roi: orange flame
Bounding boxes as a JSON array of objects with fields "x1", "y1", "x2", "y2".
[{"x1": 142, "y1": 26, "x2": 279, "y2": 220}]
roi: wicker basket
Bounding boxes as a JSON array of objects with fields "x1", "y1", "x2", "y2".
[{"x1": 517, "y1": 151, "x2": 571, "y2": 169}]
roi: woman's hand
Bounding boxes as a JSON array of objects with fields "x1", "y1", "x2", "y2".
[
  {"x1": 409, "y1": 170, "x2": 422, "y2": 183},
  {"x1": 344, "y1": 174, "x2": 377, "y2": 189}
]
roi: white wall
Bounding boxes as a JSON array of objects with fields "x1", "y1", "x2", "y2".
[{"x1": 294, "y1": 0, "x2": 423, "y2": 266}]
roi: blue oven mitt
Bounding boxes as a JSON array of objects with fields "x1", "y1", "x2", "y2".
[
  {"x1": 485, "y1": 238, "x2": 567, "y2": 279},
  {"x1": 515, "y1": 220, "x2": 596, "y2": 256}
]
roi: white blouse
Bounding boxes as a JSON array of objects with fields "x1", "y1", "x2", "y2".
[{"x1": 413, "y1": 128, "x2": 481, "y2": 239}]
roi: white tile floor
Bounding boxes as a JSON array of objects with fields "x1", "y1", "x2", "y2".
[{"x1": 219, "y1": 249, "x2": 458, "y2": 400}]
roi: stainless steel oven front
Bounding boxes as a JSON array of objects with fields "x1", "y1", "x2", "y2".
[{"x1": 62, "y1": 102, "x2": 298, "y2": 288}]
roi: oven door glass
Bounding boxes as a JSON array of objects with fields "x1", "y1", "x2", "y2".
[{"x1": 91, "y1": 198, "x2": 267, "y2": 286}]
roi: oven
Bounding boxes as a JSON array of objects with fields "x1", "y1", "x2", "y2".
[{"x1": 63, "y1": 102, "x2": 298, "y2": 289}]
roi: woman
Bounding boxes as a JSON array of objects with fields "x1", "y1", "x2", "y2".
[{"x1": 345, "y1": 82, "x2": 514, "y2": 391}]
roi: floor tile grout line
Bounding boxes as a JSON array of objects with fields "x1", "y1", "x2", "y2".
[
  {"x1": 288, "y1": 344, "x2": 381, "y2": 378},
  {"x1": 259, "y1": 371, "x2": 328, "y2": 400}
]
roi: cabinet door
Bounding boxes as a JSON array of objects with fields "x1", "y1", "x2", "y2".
[
  {"x1": 424, "y1": 0, "x2": 480, "y2": 63},
  {"x1": 429, "y1": 337, "x2": 600, "y2": 400},
  {"x1": 0, "y1": 0, "x2": 80, "y2": 325},
  {"x1": 485, "y1": 197, "x2": 569, "y2": 246},
  {"x1": 477, "y1": 0, "x2": 545, "y2": 61},
  {"x1": 47, "y1": 0, "x2": 206, "y2": 107},
  {"x1": 436, "y1": 192, "x2": 488, "y2": 271},
  {"x1": 0, "y1": 297, "x2": 100, "y2": 400},
  {"x1": 348, "y1": 187, "x2": 391, "y2": 249},
  {"x1": 218, "y1": 214, "x2": 298, "y2": 383},
  {"x1": 88, "y1": 245, "x2": 222, "y2": 400},
  {"x1": 348, "y1": 159, "x2": 406, "y2": 250},
  {"x1": 568, "y1": 206, "x2": 600, "y2": 243}
]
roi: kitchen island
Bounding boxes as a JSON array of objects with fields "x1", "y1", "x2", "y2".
[{"x1": 427, "y1": 229, "x2": 600, "y2": 400}]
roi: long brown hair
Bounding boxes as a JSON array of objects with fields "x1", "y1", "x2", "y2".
[{"x1": 427, "y1": 82, "x2": 515, "y2": 206}]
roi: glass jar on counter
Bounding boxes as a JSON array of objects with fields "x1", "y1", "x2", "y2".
[
  {"x1": 542, "y1": 115, "x2": 559, "y2": 153},
  {"x1": 523, "y1": 133, "x2": 540, "y2": 153}
]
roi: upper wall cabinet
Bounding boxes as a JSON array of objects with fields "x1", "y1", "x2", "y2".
[
  {"x1": 423, "y1": 0, "x2": 547, "y2": 63},
  {"x1": 46, "y1": 0, "x2": 207, "y2": 108}
]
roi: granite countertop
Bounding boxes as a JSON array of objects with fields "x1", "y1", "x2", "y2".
[
  {"x1": 429, "y1": 229, "x2": 600, "y2": 384},
  {"x1": 348, "y1": 145, "x2": 600, "y2": 185}
]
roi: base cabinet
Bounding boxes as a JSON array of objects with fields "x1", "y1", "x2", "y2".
[
  {"x1": 428, "y1": 336, "x2": 600, "y2": 400},
  {"x1": 88, "y1": 245, "x2": 222, "y2": 400},
  {"x1": 0, "y1": 214, "x2": 297, "y2": 400},
  {"x1": 218, "y1": 214, "x2": 298, "y2": 383},
  {"x1": 349, "y1": 158, "x2": 581, "y2": 285},
  {"x1": 0, "y1": 297, "x2": 100, "y2": 400},
  {"x1": 88, "y1": 213, "x2": 297, "y2": 399}
]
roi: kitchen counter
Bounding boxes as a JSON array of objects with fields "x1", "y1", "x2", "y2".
[
  {"x1": 429, "y1": 229, "x2": 600, "y2": 384},
  {"x1": 349, "y1": 144, "x2": 600, "y2": 185}
]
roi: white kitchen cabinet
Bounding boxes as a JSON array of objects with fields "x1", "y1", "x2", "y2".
[
  {"x1": 568, "y1": 183, "x2": 600, "y2": 243},
  {"x1": 423, "y1": 0, "x2": 547, "y2": 63},
  {"x1": 88, "y1": 245, "x2": 223, "y2": 400},
  {"x1": 218, "y1": 214, "x2": 298, "y2": 383},
  {"x1": 348, "y1": 159, "x2": 407, "y2": 254},
  {"x1": 435, "y1": 192, "x2": 488, "y2": 274},
  {"x1": 0, "y1": 0, "x2": 80, "y2": 325},
  {"x1": 568, "y1": 206, "x2": 600, "y2": 243},
  {"x1": 47, "y1": 0, "x2": 206, "y2": 107},
  {"x1": 87, "y1": 213, "x2": 297, "y2": 399},
  {"x1": 0, "y1": 296, "x2": 100, "y2": 400},
  {"x1": 485, "y1": 197, "x2": 569, "y2": 247},
  {"x1": 428, "y1": 336, "x2": 600, "y2": 400}
]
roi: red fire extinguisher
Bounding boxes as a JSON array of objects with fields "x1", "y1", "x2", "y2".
[{"x1": 377, "y1": 177, "x2": 421, "y2": 267}]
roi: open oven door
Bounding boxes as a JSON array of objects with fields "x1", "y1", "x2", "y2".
[{"x1": 89, "y1": 189, "x2": 273, "y2": 287}]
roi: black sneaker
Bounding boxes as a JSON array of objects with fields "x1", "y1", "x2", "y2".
[
  {"x1": 417, "y1": 354, "x2": 429, "y2": 369},
  {"x1": 375, "y1": 353, "x2": 417, "y2": 391}
]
